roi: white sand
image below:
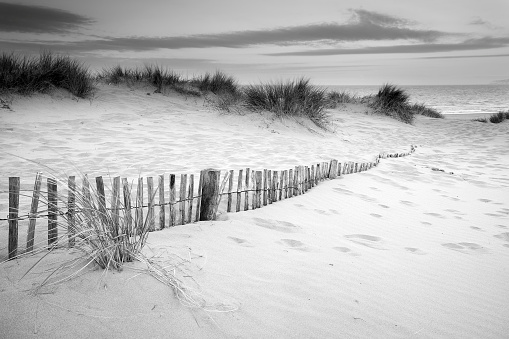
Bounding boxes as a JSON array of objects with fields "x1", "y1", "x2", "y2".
[{"x1": 1, "y1": 84, "x2": 508, "y2": 338}]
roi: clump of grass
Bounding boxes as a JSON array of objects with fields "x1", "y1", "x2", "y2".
[
  {"x1": 100, "y1": 64, "x2": 183, "y2": 93},
  {"x1": 0, "y1": 51, "x2": 94, "y2": 98},
  {"x1": 472, "y1": 117, "x2": 488, "y2": 123},
  {"x1": 489, "y1": 111, "x2": 509, "y2": 123},
  {"x1": 326, "y1": 90, "x2": 360, "y2": 108},
  {"x1": 409, "y1": 103, "x2": 444, "y2": 118},
  {"x1": 369, "y1": 84, "x2": 414, "y2": 124},
  {"x1": 193, "y1": 70, "x2": 239, "y2": 96},
  {"x1": 244, "y1": 78, "x2": 329, "y2": 127}
]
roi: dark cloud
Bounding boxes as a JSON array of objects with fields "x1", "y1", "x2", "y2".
[
  {"x1": 468, "y1": 17, "x2": 501, "y2": 30},
  {"x1": 266, "y1": 37, "x2": 509, "y2": 56},
  {"x1": 0, "y1": 2, "x2": 94, "y2": 33},
  {"x1": 1, "y1": 8, "x2": 447, "y2": 52}
]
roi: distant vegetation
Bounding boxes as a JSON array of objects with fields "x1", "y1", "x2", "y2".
[
  {"x1": 0, "y1": 51, "x2": 94, "y2": 98},
  {"x1": 367, "y1": 84, "x2": 444, "y2": 124},
  {"x1": 1, "y1": 51, "x2": 446, "y2": 127},
  {"x1": 473, "y1": 111, "x2": 509, "y2": 123}
]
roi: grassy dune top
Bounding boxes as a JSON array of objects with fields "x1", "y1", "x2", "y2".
[{"x1": 0, "y1": 51, "x2": 447, "y2": 126}]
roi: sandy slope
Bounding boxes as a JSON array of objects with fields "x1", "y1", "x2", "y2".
[{"x1": 0, "y1": 84, "x2": 508, "y2": 338}]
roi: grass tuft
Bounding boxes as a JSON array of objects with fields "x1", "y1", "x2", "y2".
[
  {"x1": 489, "y1": 111, "x2": 509, "y2": 123},
  {"x1": 193, "y1": 70, "x2": 239, "y2": 95},
  {"x1": 368, "y1": 84, "x2": 413, "y2": 124},
  {"x1": 244, "y1": 78, "x2": 329, "y2": 127},
  {"x1": 326, "y1": 90, "x2": 360, "y2": 108},
  {"x1": 409, "y1": 103, "x2": 444, "y2": 119},
  {"x1": 0, "y1": 51, "x2": 94, "y2": 98}
]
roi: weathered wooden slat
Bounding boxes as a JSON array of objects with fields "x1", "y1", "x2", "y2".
[
  {"x1": 179, "y1": 174, "x2": 187, "y2": 225},
  {"x1": 262, "y1": 169, "x2": 268, "y2": 206},
  {"x1": 244, "y1": 168, "x2": 250, "y2": 211},
  {"x1": 169, "y1": 174, "x2": 176, "y2": 227},
  {"x1": 195, "y1": 172, "x2": 203, "y2": 222},
  {"x1": 136, "y1": 177, "x2": 144, "y2": 232},
  {"x1": 236, "y1": 169, "x2": 243, "y2": 212},
  {"x1": 310, "y1": 165, "x2": 315, "y2": 187},
  {"x1": 267, "y1": 170, "x2": 272, "y2": 204},
  {"x1": 272, "y1": 171, "x2": 278, "y2": 202},
  {"x1": 47, "y1": 177, "x2": 58, "y2": 247},
  {"x1": 111, "y1": 176, "x2": 120, "y2": 238},
  {"x1": 95, "y1": 177, "x2": 107, "y2": 228},
  {"x1": 26, "y1": 172, "x2": 42, "y2": 252},
  {"x1": 227, "y1": 170, "x2": 234, "y2": 212},
  {"x1": 122, "y1": 178, "x2": 132, "y2": 235},
  {"x1": 255, "y1": 171, "x2": 262, "y2": 209},
  {"x1": 188, "y1": 174, "x2": 194, "y2": 223},
  {"x1": 293, "y1": 167, "x2": 299, "y2": 196},
  {"x1": 279, "y1": 170, "x2": 284, "y2": 201},
  {"x1": 147, "y1": 177, "x2": 155, "y2": 231},
  {"x1": 288, "y1": 169, "x2": 293, "y2": 198},
  {"x1": 8, "y1": 177, "x2": 20, "y2": 259},
  {"x1": 68, "y1": 176, "x2": 76, "y2": 248},
  {"x1": 199, "y1": 169, "x2": 220, "y2": 221},
  {"x1": 158, "y1": 175, "x2": 165, "y2": 229}
]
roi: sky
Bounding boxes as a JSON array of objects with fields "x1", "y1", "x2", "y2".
[{"x1": 1, "y1": 0, "x2": 509, "y2": 85}]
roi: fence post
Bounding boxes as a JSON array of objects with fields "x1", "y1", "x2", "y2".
[
  {"x1": 26, "y1": 172, "x2": 42, "y2": 252},
  {"x1": 158, "y1": 175, "x2": 165, "y2": 229},
  {"x1": 169, "y1": 174, "x2": 176, "y2": 226},
  {"x1": 236, "y1": 169, "x2": 243, "y2": 212},
  {"x1": 136, "y1": 177, "x2": 144, "y2": 232},
  {"x1": 68, "y1": 176, "x2": 76, "y2": 248},
  {"x1": 47, "y1": 178, "x2": 58, "y2": 247},
  {"x1": 187, "y1": 174, "x2": 194, "y2": 223},
  {"x1": 179, "y1": 174, "x2": 187, "y2": 225},
  {"x1": 199, "y1": 169, "x2": 221, "y2": 221},
  {"x1": 8, "y1": 177, "x2": 20, "y2": 259},
  {"x1": 227, "y1": 170, "x2": 234, "y2": 212},
  {"x1": 147, "y1": 177, "x2": 155, "y2": 231},
  {"x1": 244, "y1": 168, "x2": 250, "y2": 211},
  {"x1": 122, "y1": 178, "x2": 132, "y2": 234}
]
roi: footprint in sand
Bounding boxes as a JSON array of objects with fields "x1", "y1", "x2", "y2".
[
  {"x1": 314, "y1": 209, "x2": 330, "y2": 215},
  {"x1": 405, "y1": 247, "x2": 426, "y2": 255},
  {"x1": 329, "y1": 209, "x2": 340, "y2": 215},
  {"x1": 496, "y1": 225, "x2": 507, "y2": 229},
  {"x1": 494, "y1": 232, "x2": 509, "y2": 242},
  {"x1": 478, "y1": 198, "x2": 492, "y2": 203},
  {"x1": 421, "y1": 221, "x2": 432, "y2": 226},
  {"x1": 378, "y1": 204, "x2": 390, "y2": 209},
  {"x1": 345, "y1": 234, "x2": 386, "y2": 250},
  {"x1": 253, "y1": 218, "x2": 300, "y2": 233},
  {"x1": 442, "y1": 242, "x2": 488, "y2": 254},
  {"x1": 424, "y1": 212, "x2": 446, "y2": 219},
  {"x1": 400, "y1": 200, "x2": 415, "y2": 207},
  {"x1": 470, "y1": 226, "x2": 484, "y2": 231},
  {"x1": 228, "y1": 237, "x2": 253, "y2": 247},
  {"x1": 279, "y1": 239, "x2": 311, "y2": 252},
  {"x1": 370, "y1": 213, "x2": 382, "y2": 218},
  {"x1": 333, "y1": 246, "x2": 361, "y2": 257}
]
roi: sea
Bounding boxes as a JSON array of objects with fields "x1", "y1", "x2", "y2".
[{"x1": 325, "y1": 84, "x2": 509, "y2": 119}]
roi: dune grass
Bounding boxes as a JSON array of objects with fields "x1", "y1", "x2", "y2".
[
  {"x1": 472, "y1": 111, "x2": 509, "y2": 123},
  {"x1": 326, "y1": 90, "x2": 361, "y2": 108},
  {"x1": 244, "y1": 78, "x2": 329, "y2": 127},
  {"x1": 0, "y1": 51, "x2": 94, "y2": 98},
  {"x1": 409, "y1": 103, "x2": 444, "y2": 119},
  {"x1": 489, "y1": 111, "x2": 509, "y2": 123},
  {"x1": 368, "y1": 84, "x2": 414, "y2": 124}
]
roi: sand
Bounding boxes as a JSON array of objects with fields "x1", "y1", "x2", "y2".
[{"x1": 1, "y1": 84, "x2": 508, "y2": 338}]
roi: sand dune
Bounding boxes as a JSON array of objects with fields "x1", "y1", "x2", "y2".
[{"x1": 1, "y1": 84, "x2": 508, "y2": 338}]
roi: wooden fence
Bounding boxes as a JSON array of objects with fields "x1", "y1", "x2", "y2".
[{"x1": 2, "y1": 146, "x2": 416, "y2": 259}]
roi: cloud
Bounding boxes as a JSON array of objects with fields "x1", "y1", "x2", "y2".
[
  {"x1": 266, "y1": 37, "x2": 509, "y2": 56},
  {"x1": 419, "y1": 53, "x2": 509, "y2": 59},
  {"x1": 468, "y1": 17, "x2": 501, "y2": 30},
  {"x1": 0, "y1": 2, "x2": 94, "y2": 33},
  {"x1": 1, "y1": 8, "x2": 448, "y2": 52}
]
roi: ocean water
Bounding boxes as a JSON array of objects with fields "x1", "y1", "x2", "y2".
[{"x1": 326, "y1": 85, "x2": 509, "y2": 116}]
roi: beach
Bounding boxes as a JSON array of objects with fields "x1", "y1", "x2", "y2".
[{"x1": 1, "y1": 84, "x2": 508, "y2": 338}]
